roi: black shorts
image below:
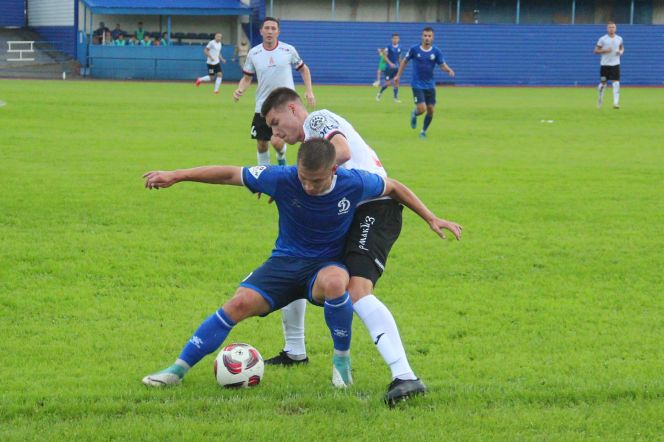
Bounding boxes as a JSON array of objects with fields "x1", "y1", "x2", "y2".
[
  {"x1": 251, "y1": 112, "x2": 273, "y2": 141},
  {"x1": 343, "y1": 198, "x2": 403, "y2": 286},
  {"x1": 207, "y1": 63, "x2": 222, "y2": 76},
  {"x1": 412, "y1": 88, "x2": 436, "y2": 105},
  {"x1": 600, "y1": 65, "x2": 620, "y2": 82},
  {"x1": 384, "y1": 67, "x2": 398, "y2": 81}
]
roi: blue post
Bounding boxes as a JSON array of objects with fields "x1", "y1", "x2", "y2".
[
  {"x1": 167, "y1": 15, "x2": 171, "y2": 45},
  {"x1": 269, "y1": 0, "x2": 273, "y2": 16},
  {"x1": 571, "y1": 0, "x2": 576, "y2": 24},
  {"x1": 516, "y1": 0, "x2": 520, "y2": 24},
  {"x1": 630, "y1": 0, "x2": 635, "y2": 24},
  {"x1": 456, "y1": 0, "x2": 461, "y2": 23},
  {"x1": 332, "y1": 0, "x2": 336, "y2": 20},
  {"x1": 396, "y1": 0, "x2": 400, "y2": 21}
]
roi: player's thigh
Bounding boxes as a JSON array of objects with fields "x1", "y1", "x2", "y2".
[
  {"x1": 251, "y1": 113, "x2": 272, "y2": 142},
  {"x1": 222, "y1": 287, "x2": 271, "y2": 323},
  {"x1": 608, "y1": 65, "x2": 620, "y2": 82},
  {"x1": 424, "y1": 88, "x2": 437, "y2": 106},
  {"x1": 309, "y1": 264, "x2": 349, "y2": 305},
  {"x1": 343, "y1": 199, "x2": 403, "y2": 293},
  {"x1": 412, "y1": 88, "x2": 426, "y2": 105},
  {"x1": 600, "y1": 65, "x2": 609, "y2": 83},
  {"x1": 239, "y1": 256, "x2": 311, "y2": 314}
]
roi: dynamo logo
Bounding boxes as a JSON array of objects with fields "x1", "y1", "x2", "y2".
[{"x1": 337, "y1": 197, "x2": 350, "y2": 215}]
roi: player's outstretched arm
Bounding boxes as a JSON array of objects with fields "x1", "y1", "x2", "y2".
[
  {"x1": 383, "y1": 178, "x2": 462, "y2": 240},
  {"x1": 144, "y1": 166, "x2": 243, "y2": 189}
]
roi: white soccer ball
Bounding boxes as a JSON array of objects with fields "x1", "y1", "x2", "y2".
[{"x1": 214, "y1": 343, "x2": 264, "y2": 388}]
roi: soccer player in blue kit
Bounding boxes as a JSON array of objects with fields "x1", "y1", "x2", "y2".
[
  {"x1": 141, "y1": 138, "x2": 460, "y2": 392},
  {"x1": 394, "y1": 27, "x2": 455, "y2": 139},
  {"x1": 376, "y1": 33, "x2": 402, "y2": 103}
]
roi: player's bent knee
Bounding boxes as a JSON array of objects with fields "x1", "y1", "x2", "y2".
[
  {"x1": 223, "y1": 287, "x2": 271, "y2": 322},
  {"x1": 348, "y1": 277, "x2": 374, "y2": 303},
  {"x1": 316, "y1": 267, "x2": 349, "y2": 298}
]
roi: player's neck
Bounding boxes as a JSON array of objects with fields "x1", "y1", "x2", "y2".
[
  {"x1": 263, "y1": 40, "x2": 278, "y2": 50},
  {"x1": 421, "y1": 44, "x2": 432, "y2": 51}
]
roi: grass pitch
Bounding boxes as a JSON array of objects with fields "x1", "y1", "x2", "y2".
[{"x1": 1, "y1": 80, "x2": 663, "y2": 440}]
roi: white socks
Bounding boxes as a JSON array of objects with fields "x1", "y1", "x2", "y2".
[
  {"x1": 598, "y1": 83, "x2": 606, "y2": 102},
  {"x1": 200, "y1": 75, "x2": 211, "y2": 82},
  {"x1": 280, "y1": 298, "x2": 308, "y2": 357},
  {"x1": 353, "y1": 295, "x2": 416, "y2": 380},
  {"x1": 257, "y1": 151, "x2": 270, "y2": 165},
  {"x1": 214, "y1": 77, "x2": 222, "y2": 92},
  {"x1": 612, "y1": 81, "x2": 620, "y2": 106}
]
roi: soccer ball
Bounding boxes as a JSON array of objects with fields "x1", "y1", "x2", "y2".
[{"x1": 214, "y1": 343, "x2": 264, "y2": 388}]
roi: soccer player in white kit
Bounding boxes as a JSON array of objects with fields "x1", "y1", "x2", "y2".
[
  {"x1": 233, "y1": 17, "x2": 315, "y2": 166},
  {"x1": 196, "y1": 33, "x2": 226, "y2": 94},
  {"x1": 261, "y1": 87, "x2": 463, "y2": 406},
  {"x1": 594, "y1": 22, "x2": 624, "y2": 109}
]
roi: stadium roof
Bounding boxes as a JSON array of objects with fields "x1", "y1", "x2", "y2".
[{"x1": 80, "y1": 0, "x2": 251, "y2": 16}]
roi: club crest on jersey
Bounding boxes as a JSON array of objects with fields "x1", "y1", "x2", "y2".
[
  {"x1": 248, "y1": 165, "x2": 267, "y2": 179},
  {"x1": 309, "y1": 114, "x2": 327, "y2": 132},
  {"x1": 430, "y1": 54, "x2": 435, "y2": 60},
  {"x1": 337, "y1": 197, "x2": 351, "y2": 215}
]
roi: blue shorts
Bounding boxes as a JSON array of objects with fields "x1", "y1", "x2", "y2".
[
  {"x1": 240, "y1": 256, "x2": 347, "y2": 314},
  {"x1": 383, "y1": 67, "x2": 398, "y2": 81},
  {"x1": 412, "y1": 88, "x2": 436, "y2": 105}
]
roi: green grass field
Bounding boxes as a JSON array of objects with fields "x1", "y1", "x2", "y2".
[{"x1": 1, "y1": 79, "x2": 663, "y2": 440}]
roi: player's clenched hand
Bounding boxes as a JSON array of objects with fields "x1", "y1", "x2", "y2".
[
  {"x1": 305, "y1": 92, "x2": 316, "y2": 108},
  {"x1": 428, "y1": 218, "x2": 462, "y2": 240},
  {"x1": 233, "y1": 88, "x2": 243, "y2": 102},
  {"x1": 448, "y1": 69, "x2": 456, "y2": 78},
  {"x1": 143, "y1": 171, "x2": 178, "y2": 189}
]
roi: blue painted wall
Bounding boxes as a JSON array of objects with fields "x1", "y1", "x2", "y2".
[
  {"x1": 32, "y1": 26, "x2": 77, "y2": 58},
  {"x1": 277, "y1": 22, "x2": 664, "y2": 86},
  {"x1": 0, "y1": 0, "x2": 26, "y2": 27},
  {"x1": 84, "y1": 44, "x2": 241, "y2": 80}
]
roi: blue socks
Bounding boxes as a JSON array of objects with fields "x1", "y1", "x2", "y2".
[
  {"x1": 423, "y1": 114, "x2": 433, "y2": 132},
  {"x1": 379, "y1": 85, "x2": 388, "y2": 94},
  {"x1": 324, "y1": 292, "x2": 353, "y2": 352},
  {"x1": 178, "y1": 308, "x2": 235, "y2": 367},
  {"x1": 393, "y1": 87, "x2": 399, "y2": 99}
]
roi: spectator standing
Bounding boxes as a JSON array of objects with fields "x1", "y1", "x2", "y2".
[{"x1": 111, "y1": 24, "x2": 123, "y2": 40}]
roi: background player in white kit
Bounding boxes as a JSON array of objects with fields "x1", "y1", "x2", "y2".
[
  {"x1": 196, "y1": 33, "x2": 226, "y2": 94},
  {"x1": 233, "y1": 17, "x2": 316, "y2": 166},
  {"x1": 594, "y1": 22, "x2": 624, "y2": 109},
  {"x1": 261, "y1": 87, "x2": 463, "y2": 405}
]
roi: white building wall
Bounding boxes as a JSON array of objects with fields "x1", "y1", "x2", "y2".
[
  {"x1": 28, "y1": 0, "x2": 74, "y2": 26},
  {"x1": 268, "y1": 0, "x2": 453, "y2": 22}
]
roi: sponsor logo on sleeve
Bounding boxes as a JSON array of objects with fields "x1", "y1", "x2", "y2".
[{"x1": 248, "y1": 165, "x2": 267, "y2": 179}]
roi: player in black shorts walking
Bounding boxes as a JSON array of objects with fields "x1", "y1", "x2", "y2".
[{"x1": 594, "y1": 22, "x2": 624, "y2": 109}]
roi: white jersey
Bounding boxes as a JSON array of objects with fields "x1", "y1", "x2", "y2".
[
  {"x1": 206, "y1": 40, "x2": 222, "y2": 65},
  {"x1": 304, "y1": 109, "x2": 387, "y2": 179},
  {"x1": 243, "y1": 41, "x2": 304, "y2": 113},
  {"x1": 596, "y1": 34, "x2": 623, "y2": 66}
]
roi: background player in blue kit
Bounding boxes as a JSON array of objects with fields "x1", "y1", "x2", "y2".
[
  {"x1": 140, "y1": 139, "x2": 458, "y2": 392},
  {"x1": 394, "y1": 27, "x2": 455, "y2": 139},
  {"x1": 376, "y1": 33, "x2": 402, "y2": 103}
]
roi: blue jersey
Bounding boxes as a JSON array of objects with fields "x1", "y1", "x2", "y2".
[
  {"x1": 386, "y1": 44, "x2": 402, "y2": 65},
  {"x1": 404, "y1": 45, "x2": 446, "y2": 89},
  {"x1": 242, "y1": 166, "x2": 386, "y2": 259}
]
